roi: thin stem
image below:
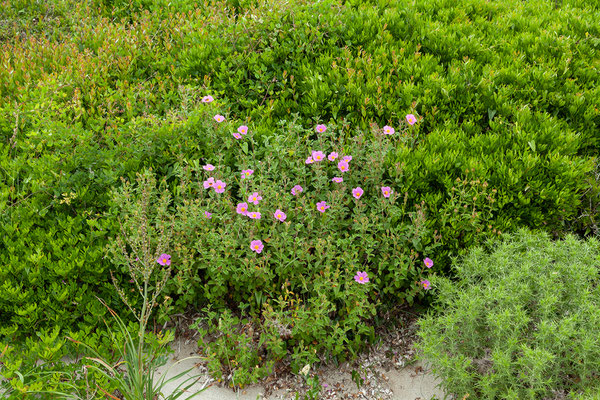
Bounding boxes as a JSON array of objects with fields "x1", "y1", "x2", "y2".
[{"x1": 138, "y1": 280, "x2": 149, "y2": 390}]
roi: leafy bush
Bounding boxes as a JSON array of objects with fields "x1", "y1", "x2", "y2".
[
  {"x1": 416, "y1": 229, "x2": 600, "y2": 399},
  {"x1": 108, "y1": 115, "x2": 440, "y2": 383}
]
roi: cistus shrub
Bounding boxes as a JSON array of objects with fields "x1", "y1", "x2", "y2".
[
  {"x1": 108, "y1": 115, "x2": 441, "y2": 383},
  {"x1": 416, "y1": 229, "x2": 600, "y2": 399}
]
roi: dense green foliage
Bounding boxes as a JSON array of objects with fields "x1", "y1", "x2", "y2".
[
  {"x1": 417, "y1": 230, "x2": 600, "y2": 399},
  {"x1": 0, "y1": 0, "x2": 599, "y2": 393}
]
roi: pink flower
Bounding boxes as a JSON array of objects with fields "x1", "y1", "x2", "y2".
[
  {"x1": 250, "y1": 240, "x2": 264, "y2": 254},
  {"x1": 305, "y1": 156, "x2": 314, "y2": 164},
  {"x1": 421, "y1": 280, "x2": 431, "y2": 290},
  {"x1": 291, "y1": 185, "x2": 303, "y2": 195},
  {"x1": 315, "y1": 124, "x2": 327, "y2": 133},
  {"x1": 354, "y1": 271, "x2": 369, "y2": 284},
  {"x1": 332, "y1": 177, "x2": 343, "y2": 183},
  {"x1": 274, "y1": 209, "x2": 287, "y2": 222},
  {"x1": 316, "y1": 201, "x2": 330, "y2": 213},
  {"x1": 214, "y1": 180, "x2": 226, "y2": 193},
  {"x1": 406, "y1": 114, "x2": 417, "y2": 125},
  {"x1": 248, "y1": 192, "x2": 262, "y2": 205},
  {"x1": 338, "y1": 160, "x2": 349, "y2": 173},
  {"x1": 214, "y1": 114, "x2": 225, "y2": 123},
  {"x1": 201, "y1": 95, "x2": 214, "y2": 103},
  {"x1": 238, "y1": 125, "x2": 248, "y2": 135},
  {"x1": 203, "y1": 164, "x2": 215, "y2": 171},
  {"x1": 328, "y1": 152, "x2": 338, "y2": 161},
  {"x1": 383, "y1": 125, "x2": 395, "y2": 135},
  {"x1": 248, "y1": 211, "x2": 262, "y2": 219},
  {"x1": 352, "y1": 187, "x2": 364, "y2": 199},
  {"x1": 342, "y1": 155, "x2": 352, "y2": 162},
  {"x1": 381, "y1": 186, "x2": 392, "y2": 198},
  {"x1": 156, "y1": 254, "x2": 171, "y2": 266},
  {"x1": 233, "y1": 132, "x2": 242, "y2": 140},
  {"x1": 311, "y1": 151, "x2": 325, "y2": 162},
  {"x1": 236, "y1": 202, "x2": 249, "y2": 215},
  {"x1": 424, "y1": 258, "x2": 434, "y2": 268},
  {"x1": 204, "y1": 211, "x2": 212, "y2": 219},
  {"x1": 203, "y1": 177, "x2": 215, "y2": 189},
  {"x1": 241, "y1": 169, "x2": 254, "y2": 179}
]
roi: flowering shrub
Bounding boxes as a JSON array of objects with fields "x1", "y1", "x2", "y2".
[
  {"x1": 417, "y1": 230, "x2": 600, "y2": 399},
  {"x1": 159, "y1": 115, "x2": 439, "y2": 383}
]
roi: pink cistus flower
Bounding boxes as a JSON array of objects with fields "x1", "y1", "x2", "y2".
[
  {"x1": 204, "y1": 211, "x2": 212, "y2": 219},
  {"x1": 383, "y1": 125, "x2": 395, "y2": 135},
  {"x1": 250, "y1": 240, "x2": 264, "y2": 254},
  {"x1": 381, "y1": 186, "x2": 392, "y2": 198},
  {"x1": 236, "y1": 202, "x2": 249, "y2": 215},
  {"x1": 291, "y1": 185, "x2": 303, "y2": 195},
  {"x1": 156, "y1": 254, "x2": 171, "y2": 266},
  {"x1": 274, "y1": 209, "x2": 287, "y2": 222},
  {"x1": 342, "y1": 155, "x2": 352, "y2": 162},
  {"x1": 214, "y1": 114, "x2": 225, "y2": 123},
  {"x1": 354, "y1": 271, "x2": 369, "y2": 284},
  {"x1": 203, "y1": 177, "x2": 215, "y2": 189},
  {"x1": 316, "y1": 201, "x2": 330, "y2": 213},
  {"x1": 352, "y1": 187, "x2": 364, "y2": 199},
  {"x1": 201, "y1": 95, "x2": 214, "y2": 103},
  {"x1": 315, "y1": 124, "x2": 327, "y2": 133},
  {"x1": 241, "y1": 169, "x2": 254, "y2": 179},
  {"x1": 305, "y1": 156, "x2": 314, "y2": 164},
  {"x1": 214, "y1": 180, "x2": 226, "y2": 193},
  {"x1": 406, "y1": 114, "x2": 417, "y2": 125},
  {"x1": 248, "y1": 211, "x2": 262, "y2": 220},
  {"x1": 328, "y1": 152, "x2": 338, "y2": 161},
  {"x1": 311, "y1": 151, "x2": 325, "y2": 162},
  {"x1": 203, "y1": 164, "x2": 215, "y2": 171},
  {"x1": 248, "y1": 192, "x2": 262, "y2": 205},
  {"x1": 332, "y1": 177, "x2": 343, "y2": 183},
  {"x1": 424, "y1": 257, "x2": 434, "y2": 268},
  {"x1": 338, "y1": 160, "x2": 349, "y2": 173},
  {"x1": 232, "y1": 132, "x2": 242, "y2": 140},
  {"x1": 238, "y1": 125, "x2": 248, "y2": 135},
  {"x1": 421, "y1": 280, "x2": 431, "y2": 290}
]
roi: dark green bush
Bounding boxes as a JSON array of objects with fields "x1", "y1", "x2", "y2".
[{"x1": 417, "y1": 229, "x2": 600, "y2": 399}]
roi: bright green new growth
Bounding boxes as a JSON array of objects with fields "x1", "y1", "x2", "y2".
[
  {"x1": 417, "y1": 230, "x2": 600, "y2": 399},
  {"x1": 12, "y1": 172, "x2": 208, "y2": 400}
]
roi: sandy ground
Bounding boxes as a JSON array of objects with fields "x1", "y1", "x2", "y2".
[{"x1": 157, "y1": 339, "x2": 447, "y2": 400}]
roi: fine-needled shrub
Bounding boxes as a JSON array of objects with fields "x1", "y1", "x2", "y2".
[{"x1": 416, "y1": 229, "x2": 600, "y2": 399}]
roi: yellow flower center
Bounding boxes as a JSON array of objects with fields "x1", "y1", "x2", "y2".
[{"x1": 359, "y1": 276, "x2": 363, "y2": 281}]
